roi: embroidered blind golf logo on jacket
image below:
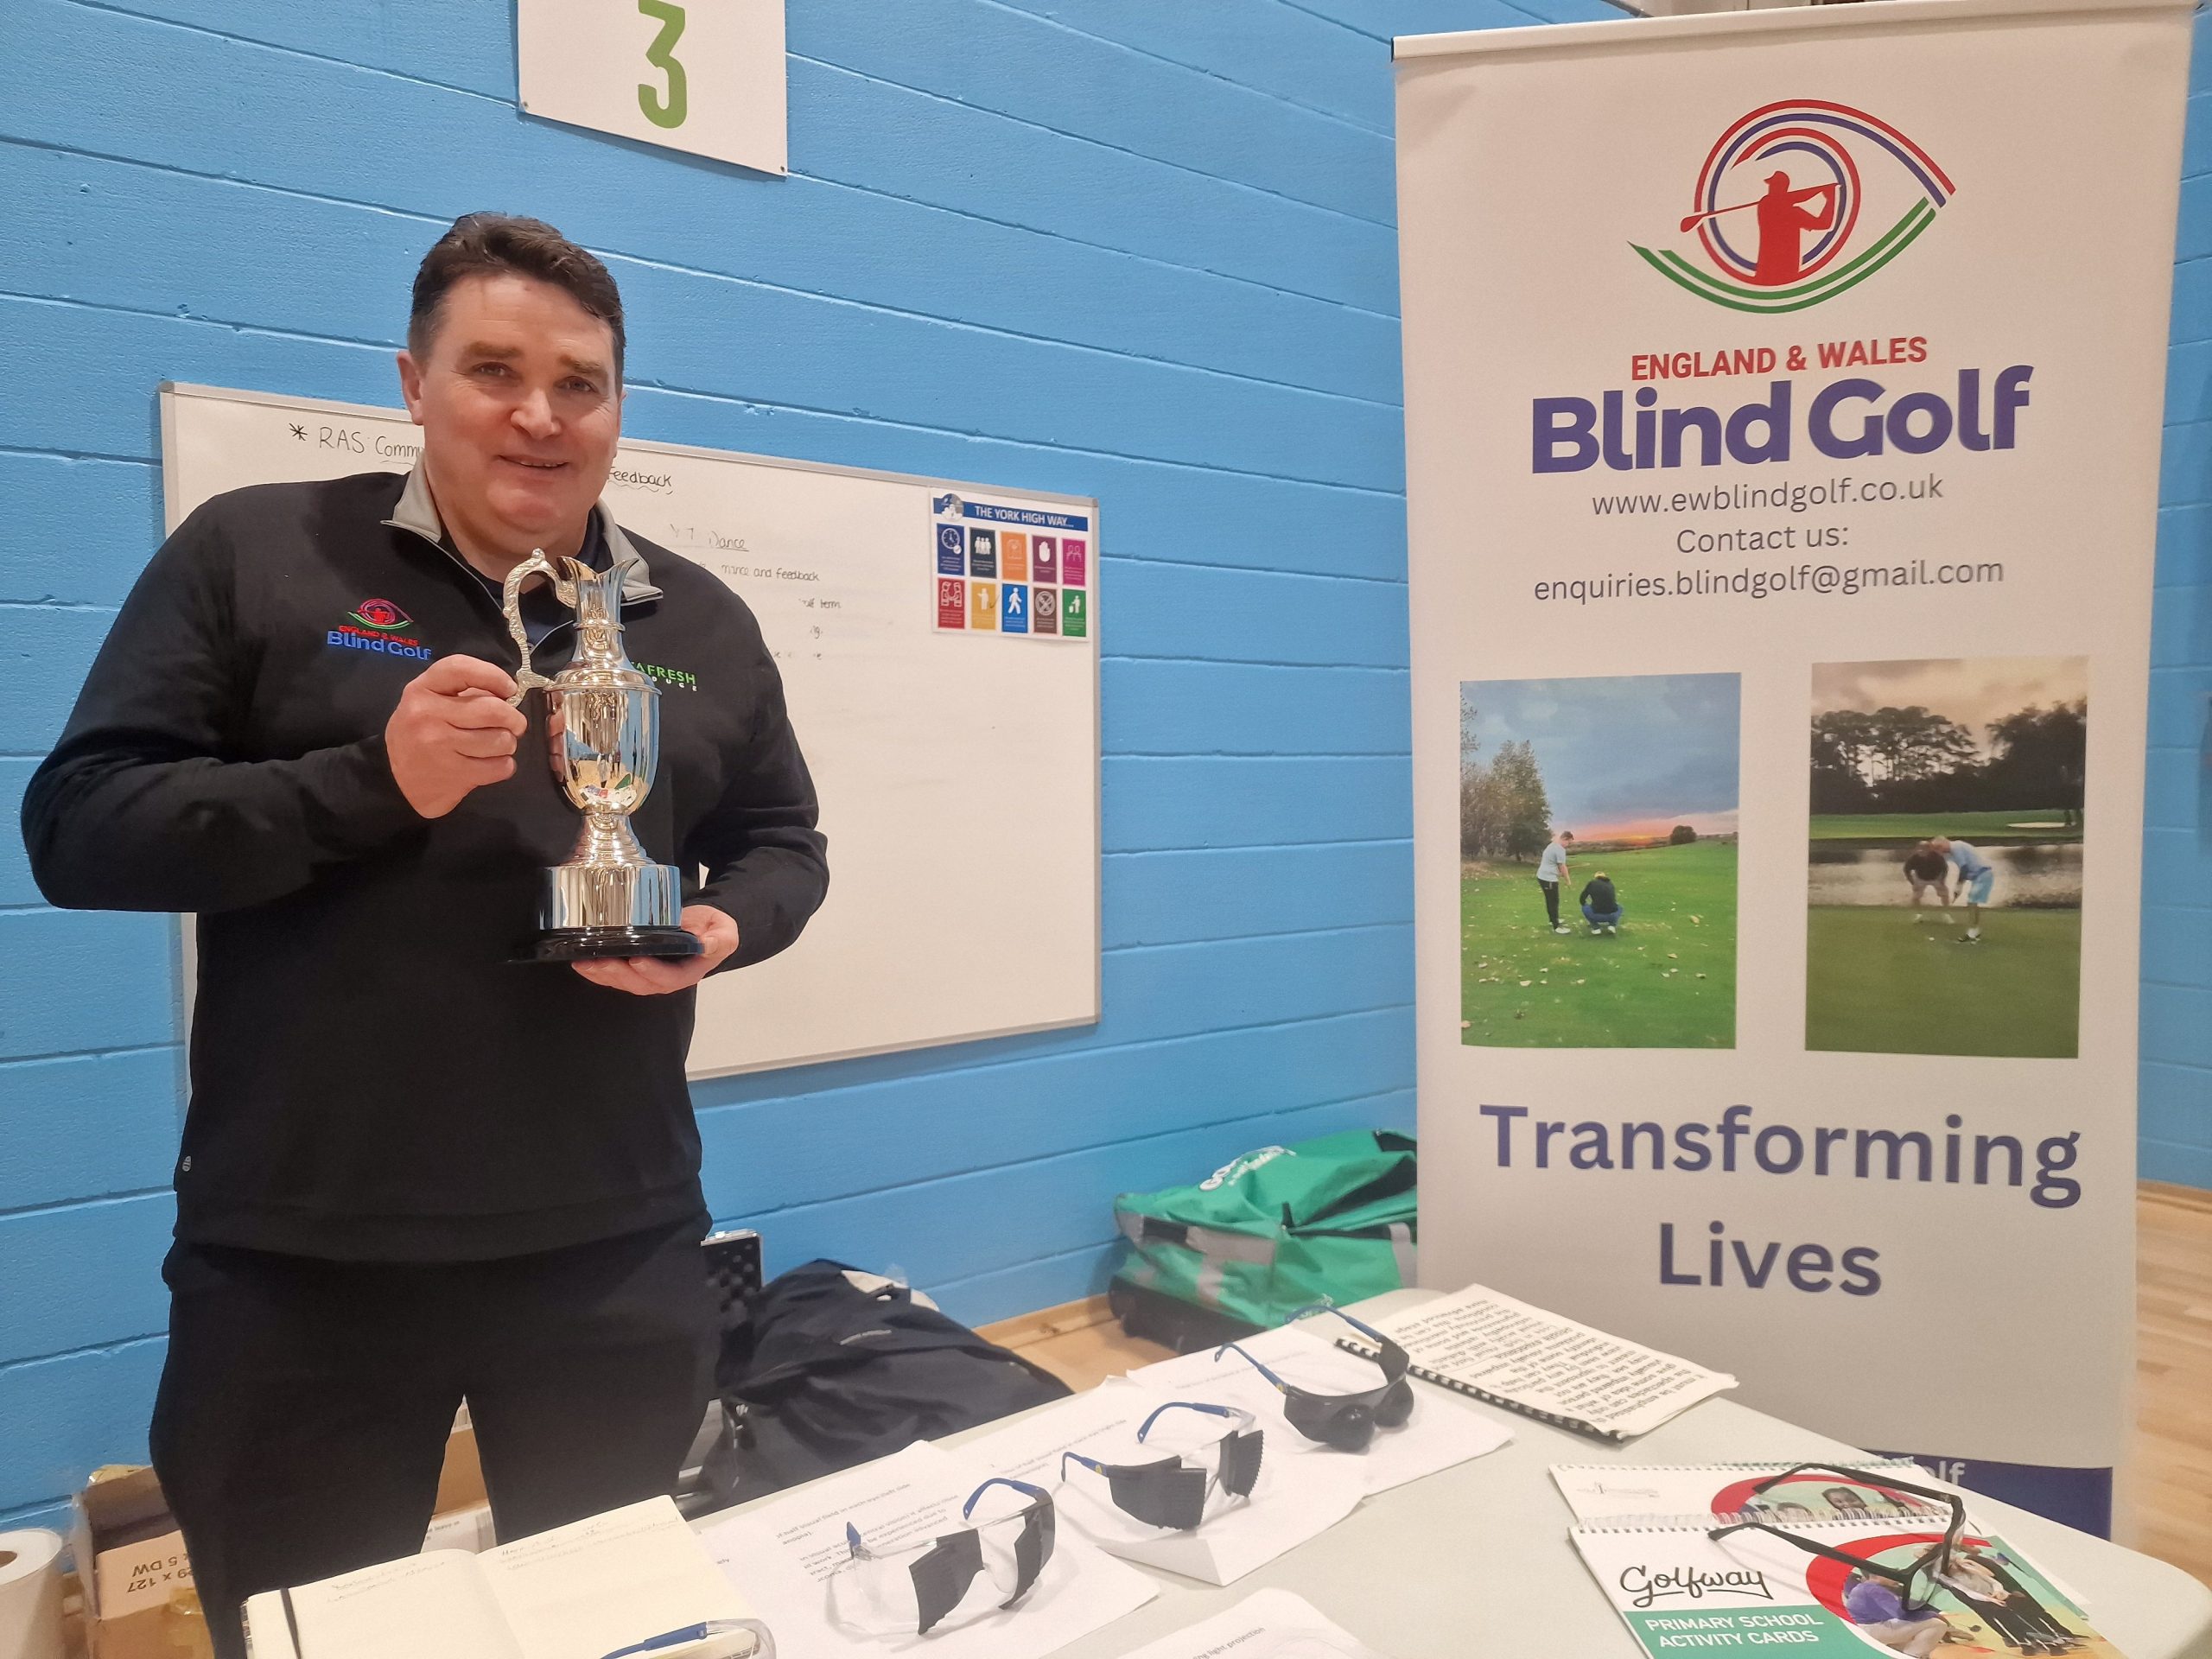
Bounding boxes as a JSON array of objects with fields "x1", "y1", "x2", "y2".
[
  {"x1": 349, "y1": 598, "x2": 413, "y2": 630},
  {"x1": 328, "y1": 597, "x2": 432, "y2": 660}
]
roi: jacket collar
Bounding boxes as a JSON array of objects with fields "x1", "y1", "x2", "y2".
[{"x1": 383, "y1": 465, "x2": 663, "y2": 603}]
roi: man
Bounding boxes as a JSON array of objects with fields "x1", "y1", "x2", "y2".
[
  {"x1": 1902, "y1": 840, "x2": 1951, "y2": 922},
  {"x1": 22, "y1": 215, "x2": 829, "y2": 1656},
  {"x1": 1929, "y1": 836, "x2": 1995, "y2": 943},
  {"x1": 1750, "y1": 170, "x2": 1837, "y2": 287},
  {"x1": 1956, "y1": 1541, "x2": 2082, "y2": 1654},
  {"x1": 1535, "y1": 829, "x2": 1573, "y2": 934},
  {"x1": 1579, "y1": 869, "x2": 1622, "y2": 935},
  {"x1": 1933, "y1": 1548, "x2": 2065, "y2": 1655}
]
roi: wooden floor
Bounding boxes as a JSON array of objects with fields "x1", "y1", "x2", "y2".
[
  {"x1": 2137, "y1": 1180, "x2": 2212, "y2": 1586},
  {"x1": 984, "y1": 1180, "x2": 2212, "y2": 1588}
]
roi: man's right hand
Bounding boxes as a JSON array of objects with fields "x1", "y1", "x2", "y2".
[{"x1": 385, "y1": 655, "x2": 529, "y2": 818}]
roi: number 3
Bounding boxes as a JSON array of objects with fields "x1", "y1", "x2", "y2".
[{"x1": 638, "y1": 0, "x2": 688, "y2": 129}]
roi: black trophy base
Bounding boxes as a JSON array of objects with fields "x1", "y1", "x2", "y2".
[{"x1": 518, "y1": 925, "x2": 706, "y2": 963}]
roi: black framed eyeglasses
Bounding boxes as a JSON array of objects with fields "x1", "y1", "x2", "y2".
[
  {"x1": 830, "y1": 1477, "x2": 1055, "y2": 1636},
  {"x1": 1214, "y1": 1303, "x2": 1414, "y2": 1452},
  {"x1": 1059, "y1": 1402, "x2": 1264, "y2": 1531},
  {"x1": 1707, "y1": 1463, "x2": 1966, "y2": 1613}
]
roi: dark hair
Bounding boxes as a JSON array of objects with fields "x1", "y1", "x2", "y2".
[{"x1": 408, "y1": 213, "x2": 626, "y2": 379}]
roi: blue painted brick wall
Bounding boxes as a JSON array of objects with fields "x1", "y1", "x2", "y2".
[
  {"x1": 2143, "y1": 23, "x2": 2212, "y2": 1190},
  {"x1": 0, "y1": 0, "x2": 1613, "y2": 1536},
  {"x1": 5, "y1": 0, "x2": 2202, "y2": 1545}
]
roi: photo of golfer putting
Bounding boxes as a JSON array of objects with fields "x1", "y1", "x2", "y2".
[
  {"x1": 1459, "y1": 673, "x2": 1738, "y2": 1049},
  {"x1": 1806, "y1": 657, "x2": 2088, "y2": 1058}
]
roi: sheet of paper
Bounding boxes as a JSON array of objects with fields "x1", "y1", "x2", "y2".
[
  {"x1": 963, "y1": 1380, "x2": 1367, "y2": 1586},
  {"x1": 480, "y1": 1497, "x2": 756, "y2": 1659},
  {"x1": 1129, "y1": 1324, "x2": 1512, "y2": 1495},
  {"x1": 702, "y1": 1441, "x2": 1156, "y2": 1659},
  {"x1": 256, "y1": 1551, "x2": 524, "y2": 1659},
  {"x1": 1365, "y1": 1284, "x2": 1735, "y2": 1437},
  {"x1": 1110, "y1": 1589, "x2": 1395, "y2": 1659}
]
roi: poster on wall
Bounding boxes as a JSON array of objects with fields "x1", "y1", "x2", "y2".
[
  {"x1": 931, "y1": 490, "x2": 1095, "y2": 642},
  {"x1": 1395, "y1": 0, "x2": 2190, "y2": 1533},
  {"x1": 518, "y1": 0, "x2": 786, "y2": 176}
]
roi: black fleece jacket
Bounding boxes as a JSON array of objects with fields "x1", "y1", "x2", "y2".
[{"x1": 22, "y1": 470, "x2": 829, "y2": 1261}]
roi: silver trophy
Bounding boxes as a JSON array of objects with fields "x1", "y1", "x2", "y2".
[{"x1": 502, "y1": 550, "x2": 702, "y2": 962}]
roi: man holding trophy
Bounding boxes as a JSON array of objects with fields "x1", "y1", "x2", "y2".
[{"x1": 22, "y1": 214, "x2": 829, "y2": 1656}]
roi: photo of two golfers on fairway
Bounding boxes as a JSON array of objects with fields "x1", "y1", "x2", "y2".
[
  {"x1": 1459, "y1": 673, "x2": 1739, "y2": 1050},
  {"x1": 1807, "y1": 655, "x2": 2088, "y2": 1059}
]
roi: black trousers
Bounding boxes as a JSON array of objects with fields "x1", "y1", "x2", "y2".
[
  {"x1": 1538, "y1": 878, "x2": 1560, "y2": 927},
  {"x1": 150, "y1": 1217, "x2": 715, "y2": 1659}
]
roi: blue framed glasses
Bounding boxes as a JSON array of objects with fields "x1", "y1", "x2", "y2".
[
  {"x1": 1215, "y1": 1304, "x2": 1414, "y2": 1452},
  {"x1": 1060, "y1": 1402, "x2": 1264, "y2": 1531},
  {"x1": 830, "y1": 1477, "x2": 1055, "y2": 1636}
]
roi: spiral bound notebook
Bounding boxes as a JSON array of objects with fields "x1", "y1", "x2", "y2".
[
  {"x1": 1569, "y1": 1510, "x2": 2120, "y2": 1659},
  {"x1": 1335, "y1": 1283, "x2": 1736, "y2": 1440}
]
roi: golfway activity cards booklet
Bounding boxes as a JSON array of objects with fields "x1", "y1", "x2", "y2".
[{"x1": 1567, "y1": 1508, "x2": 2121, "y2": 1657}]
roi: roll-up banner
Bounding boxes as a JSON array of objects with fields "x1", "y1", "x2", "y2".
[{"x1": 1397, "y1": 0, "x2": 2189, "y2": 1534}]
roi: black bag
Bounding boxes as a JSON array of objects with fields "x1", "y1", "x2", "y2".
[{"x1": 696, "y1": 1260, "x2": 1072, "y2": 1507}]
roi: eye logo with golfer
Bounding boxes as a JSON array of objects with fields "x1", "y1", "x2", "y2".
[{"x1": 1632, "y1": 101, "x2": 1954, "y2": 315}]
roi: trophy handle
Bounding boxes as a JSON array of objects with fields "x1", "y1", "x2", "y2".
[{"x1": 500, "y1": 549, "x2": 575, "y2": 706}]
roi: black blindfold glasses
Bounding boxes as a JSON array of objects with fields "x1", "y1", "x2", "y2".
[
  {"x1": 831, "y1": 1477, "x2": 1055, "y2": 1636},
  {"x1": 1059, "y1": 1402, "x2": 1264, "y2": 1531},
  {"x1": 1215, "y1": 1304, "x2": 1414, "y2": 1452},
  {"x1": 1708, "y1": 1464, "x2": 1967, "y2": 1614}
]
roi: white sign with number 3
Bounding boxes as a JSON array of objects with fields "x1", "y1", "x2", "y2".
[{"x1": 518, "y1": 0, "x2": 786, "y2": 176}]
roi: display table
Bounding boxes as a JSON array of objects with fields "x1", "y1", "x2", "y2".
[{"x1": 712, "y1": 1287, "x2": 2212, "y2": 1659}]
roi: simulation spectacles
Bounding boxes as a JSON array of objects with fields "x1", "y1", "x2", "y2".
[
  {"x1": 1708, "y1": 1464, "x2": 1967, "y2": 1613},
  {"x1": 829, "y1": 1477, "x2": 1055, "y2": 1636},
  {"x1": 1059, "y1": 1402, "x2": 1264, "y2": 1531},
  {"x1": 1215, "y1": 1304, "x2": 1414, "y2": 1452}
]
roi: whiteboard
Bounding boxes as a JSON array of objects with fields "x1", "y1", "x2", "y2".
[{"x1": 158, "y1": 382, "x2": 1100, "y2": 1077}]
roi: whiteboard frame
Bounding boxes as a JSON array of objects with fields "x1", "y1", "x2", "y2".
[{"x1": 158, "y1": 379, "x2": 1103, "y2": 1079}]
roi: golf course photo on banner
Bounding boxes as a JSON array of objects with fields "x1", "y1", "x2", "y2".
[
  {"x1": 1459, "y1": 673, "x2": 1738, "y2": 1049},
  {"x1": 1806, "y1": 657, "x2": 2088, "y2": 1058}
]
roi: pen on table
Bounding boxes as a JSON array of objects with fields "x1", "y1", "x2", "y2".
[{"x1": 600, "y1": 1619, "x2": 764, "y2": 1659}]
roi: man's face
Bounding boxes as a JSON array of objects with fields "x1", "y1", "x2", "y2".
[{"x1": 397, "y1": 271, "x2": 620, "y2": 555}]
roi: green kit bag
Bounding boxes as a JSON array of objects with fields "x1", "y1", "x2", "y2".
[{"x1": 1109, "y1": 1129, "x2": 1417, "y2": 1341}]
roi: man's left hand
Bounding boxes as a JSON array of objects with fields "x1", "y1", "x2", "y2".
[{"x1": 570, "y1": 905, "x2": 739, "y2": 995}]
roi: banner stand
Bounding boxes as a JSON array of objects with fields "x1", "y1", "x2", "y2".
[{"x1": 1397, "y1": 0, "x2": 2190, "y2": 1535}]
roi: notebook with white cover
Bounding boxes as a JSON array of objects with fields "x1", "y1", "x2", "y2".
[{"x1": 242, "y1": 1496, "x2": 760, "y2": 1659}]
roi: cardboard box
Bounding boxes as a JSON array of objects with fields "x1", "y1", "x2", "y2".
[
  {"x1": 421, "y1": 1502, "x2": 493, "y2": 1554},
  {"x1": 71, "y1": 1423, "x2": 486, "y2": 1656},
  {"x1": 70, "y1": 1465, "x2": 206, "y2": 1659},
  {"x1": 433, "y1": 1419, "x2": 485, "y2": 1516}
]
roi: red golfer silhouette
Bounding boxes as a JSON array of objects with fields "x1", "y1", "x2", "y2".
[
  {"x1": 1751, "y1": 169, "x2": 1835, "y2": 285},
  {"x1": 1681, "y1": 168, "x2": 1840, "y2": 287}
]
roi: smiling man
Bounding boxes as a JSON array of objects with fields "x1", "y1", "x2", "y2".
[{"x1": 22, "y1": 214, "x2": 828, "y2": 1656}]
